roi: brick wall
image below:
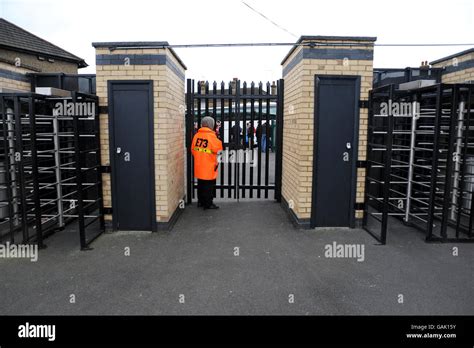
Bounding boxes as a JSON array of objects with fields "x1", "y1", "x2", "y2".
[
  {"x1": 430, "y1": 49, "x2": 474, "y2": 83},
  {"x1": 281, "y1": 36, "x2": 375, "y2": 225},
  {"x1": 280, "y1": 45, "x2": 306, "y2": 219},
  {"x1": 164, "y1": 49, "x2": 186, "y2": 221},
  {"x1": 93, "y1": 43, "x2": 186, "y2": 228},
  {"x1": 0, "y1": 48, "x2": 81, "y2": 92},
  {"x1": 0, "y1": 61, "x2": 32, "y2": 91},
  {"x1": 0, "y1": 48, "x2": 79, "y2": 74}
]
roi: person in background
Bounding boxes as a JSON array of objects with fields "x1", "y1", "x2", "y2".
[
  {"x1": 215, "y1": 120, "x2": 222, "y2": 140},
  {"x1": 230, "y1": 123, "x2": 242, "y2": 146},
  {"x1": 268, "y1": 121, "x2": 274, "y2": 152},
  {"x1": 246, "y1": 122, "x2": 254, "y2": 147},
  {"x1": 257, "y1": 122, "x2": 268, "y2": 153},
  {"x1": 192, "y1": 116, "x2": 223, "y2": 210}
]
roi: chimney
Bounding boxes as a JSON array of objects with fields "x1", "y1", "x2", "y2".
[
  {"x1": 231, "y1": 78, "x2": 238, "y2": 95},
  {"x1": 271, "y1": 81, "x2": 277, "y2": 95},
  {"x1": 420, "y1": 61, "x2": 430, "y2": 77}
]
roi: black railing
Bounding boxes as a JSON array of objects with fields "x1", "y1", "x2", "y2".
[
  {"x1": 373, "y1": 67, "x2": 443, "y2": 88},
  {"x1": 29, "y1": 73, "x2": 96, "y2": 95}
]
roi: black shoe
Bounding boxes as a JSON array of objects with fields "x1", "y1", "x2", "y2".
[{"x1": 204, "y1": 204, "x2": 219, "y2": 210}]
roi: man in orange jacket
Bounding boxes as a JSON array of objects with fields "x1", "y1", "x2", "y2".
[{"x1": 192, "y1": 116, "x2": 223, "y2": 209}]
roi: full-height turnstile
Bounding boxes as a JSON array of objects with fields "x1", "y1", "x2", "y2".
[
  {"x1": 0, "y1": 92, "x2": 104, "y2": 249},
  {"x1": 363, "y1": 83, "x2": 474, "y2": 244}
]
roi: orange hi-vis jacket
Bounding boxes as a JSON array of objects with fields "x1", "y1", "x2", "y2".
[{"x1": 191, "y1": 127, "x2": 223, "y2": 180}]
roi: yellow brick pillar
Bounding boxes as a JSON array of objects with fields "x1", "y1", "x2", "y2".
[
  {"x1": 280, "y1": 36, "x2": 376, "y2": 228},
  {"x1": 92, "y1": 42, "x2": 186, "y2": 231}
]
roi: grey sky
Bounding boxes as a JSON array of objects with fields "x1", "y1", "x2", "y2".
[{"x1": 1, "y1": 0, "x2": 473, "y2": 82}]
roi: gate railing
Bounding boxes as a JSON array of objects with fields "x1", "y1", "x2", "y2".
[{"x1": 186, "y1": 79, "x2": 284, "y2": 202}]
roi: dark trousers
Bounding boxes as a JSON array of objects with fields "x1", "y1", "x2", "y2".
[{"x1": 198, "y1": 179, "x2": 216, "y2": 208}]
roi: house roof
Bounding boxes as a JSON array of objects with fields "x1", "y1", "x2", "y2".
[{"x1": 0, "y1": 18, "x2": 87, "y2": 68}]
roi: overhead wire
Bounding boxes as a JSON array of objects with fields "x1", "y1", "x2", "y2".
[{"x1": 240, "y1": 0, "x2": 298, "y2": 39}]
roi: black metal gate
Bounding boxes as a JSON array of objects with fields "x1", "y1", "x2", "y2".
[{"x1": 186, "y1": 79, "x2": 284, "y2": 203}]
